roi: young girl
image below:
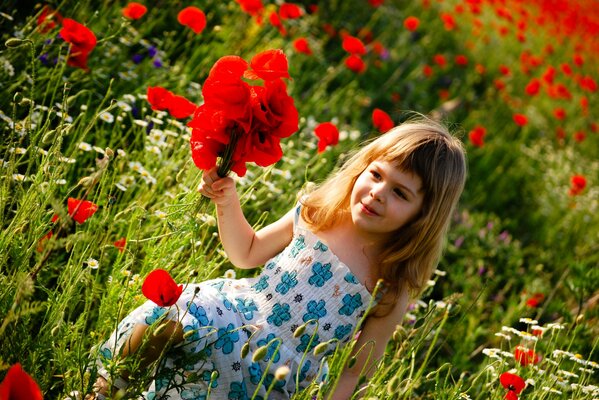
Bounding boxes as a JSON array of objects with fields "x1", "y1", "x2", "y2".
[{"x1": 88, "y1": 118, "x2": 466, "y2": 399}]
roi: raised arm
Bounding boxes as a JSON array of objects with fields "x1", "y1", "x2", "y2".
[
  {"x1": 329, "y1": 290, "x2": 410, "y2": 400},
  {"x1": 198, "y1": 167, "x2": 295, "y2": 269}
]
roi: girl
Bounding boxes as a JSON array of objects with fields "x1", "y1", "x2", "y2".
[{"x1": 87, "y1": 118, "x2": 466, "y2": 399}]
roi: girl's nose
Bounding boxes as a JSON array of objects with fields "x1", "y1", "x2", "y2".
[{"x1": 370, "y1": 184, "x2": 385, "y2": 203}]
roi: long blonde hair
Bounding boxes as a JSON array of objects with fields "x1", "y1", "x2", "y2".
[{"x1": 301, "y1": 118, "x2": 467, "y2": 307}]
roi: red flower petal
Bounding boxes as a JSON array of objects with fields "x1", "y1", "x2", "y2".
[
  {"x1": 0, "y1": 363, "x2": 43, "y2": 400},
  {"x1": 142, "y1": 269, "x2": 183, "y2": 307},
  {"x1": 293, "y1": 37, "x2": 312, "y2": 55},
  {"x1": 404, "y1": 16, "x2": 420, "y2": 31},
  {"x1": 314, "y1": 122, "x2": 339, "y2": 153},
  {"x1": 246, "y1": 49, "x2": 290, "y2": 81},
  {"x1": 177, "y1": 6, "x2": 207, "y2": 34},
  {"x1": 342, "y1": 35, "x2": 366, "y2": 55},
  {"x1": 147, "y1": 86, "x2": 174, "y2": 111},
  {"x1": 514, "y1": 345, "x2": 541, "y2": 366},
  {"x1": 209, "y1": 55, "x2": 249, "y2": 81},
  {"x1": 345, "y1": 55, "x2": 366, "y2": 73},
  {"x1": 468, "y1": 126, "x2": 486, "y2": 147},
  {"x1": 372, "y1": 108, "x2": 394, "y2": 133},
  {"x1": 122, "y1": 2, "x2": 147, "y2": 20},
  {"x1": 67, "y1": 198, "x2": 99, "y2": 224},
  {"x1": 279, "y1": 3, "x2": 304, "y2": 19},
  {"x1": 168, "y1": 94, "x2": 197, "y2": 119},
  {"x1": 513, "y1": 114, "x2": 528, "y2": 126},
  {"x1": 60, "y1": 18, "x2": 97, "y2": 70},
  {"x1": 499, "y1": 372, "x2": 526, "y2": 394},
  {"x1": 37, "y1": 5, "x2": 63, "y2": 33},
  {"x1": 235, "y1": 0, "x2": 264, "y2": 16}
]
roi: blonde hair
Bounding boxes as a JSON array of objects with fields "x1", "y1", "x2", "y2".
[{"x1": 301, "y1": 117, "x2": 467, "y2": 308}]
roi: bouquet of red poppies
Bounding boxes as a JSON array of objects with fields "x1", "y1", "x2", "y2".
[{"x1": 188, "y1": 49, "x2": 299, "y2": 177}]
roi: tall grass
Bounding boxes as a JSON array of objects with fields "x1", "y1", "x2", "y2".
[{"x1": 1, "y1": 0, "x2": 597, "y2": 398}]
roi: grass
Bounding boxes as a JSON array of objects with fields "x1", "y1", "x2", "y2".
[{"x1": 0, "y1": 0, "x2": 598, "y2": 398}]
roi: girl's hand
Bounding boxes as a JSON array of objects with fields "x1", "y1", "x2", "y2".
[{"x1": 198, "y1": 167, "x2": 238, "y2": 208}]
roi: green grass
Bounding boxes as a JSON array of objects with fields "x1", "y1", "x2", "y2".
[{"x1": 1, "y1": 0, "x2": 598, "y2": 398}]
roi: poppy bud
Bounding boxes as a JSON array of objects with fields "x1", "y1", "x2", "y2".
[
  {"x1": 153, "y1": 322, "x2": 169, "y2": 337},
  {"x1": 252, "y1": 345, "x2": 269, "y2": 362},
  {"x1": 183, "y1": 329, "x2": 197, "y2": 339},
  {"x1": 5, "y1": 38, "x2": 29, "y2": 48},
  {"x1": 210, "y1": 370, "x2": 219, "y2": 382},
  {"x1": 240, "y1": 342, "x2": 250, "y2": 358},
  {"x1": 313, "y1": 342, "x2": 329, "y2": 356},
  {"x1": 347, "y1": 356, "x2": 357, "y2": 369},
  {"x1": 274, "y1": 365, "x2": 290, "y2": 380},
  {"x1": 293, "y1": 323, "x2": 306, "y2": 338}
]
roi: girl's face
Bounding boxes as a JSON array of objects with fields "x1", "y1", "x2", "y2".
[{"x1": 349, "y1": 160, "x2": 424, "y2": 244}]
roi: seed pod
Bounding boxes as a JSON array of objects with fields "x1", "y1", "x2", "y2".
[
  {"x1": 293, "y1": 324, "x2": 306, "y2": 338},
  {"x1": 5, "y1": 38, "x2": 27, "y2": 48},
  {"x1": 347, "y1": 356, "x2": 357, "y2": 369},
  {"x1": 313, "y1": 342, "x2": 329, "y2": 356},
  {"x1": 240, "y1": 342, "x2": 250, "y2": 359},
  {"x1": 252, "y1": 345, "x2": 269, "y2": 362},
  {"x1": 274, "y1": 366, "x2": 290, "y2": 381}
]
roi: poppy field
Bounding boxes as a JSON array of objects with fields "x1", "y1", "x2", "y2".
[{"x1": 0, "y1": 0, "x2": 598, "y2": 398}]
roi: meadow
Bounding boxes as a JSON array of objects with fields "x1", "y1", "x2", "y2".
[{"x1": 0, "y1": 0, "x2": 598, "y2": 398}]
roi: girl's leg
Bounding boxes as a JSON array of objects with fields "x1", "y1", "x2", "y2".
[{"x1": 92, "y1": 321, "x2": 184, "y2": 397}]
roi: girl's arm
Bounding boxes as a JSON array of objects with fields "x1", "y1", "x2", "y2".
[
  {"x1": 329, "y1": 290, "x2": 410, "y2": 400},
  {"x1": 199, "y1": 167, "x2": 294, "y2": 269}
]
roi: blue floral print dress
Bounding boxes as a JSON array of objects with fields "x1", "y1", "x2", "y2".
[{"x1": 96, "y1": 204, "x2": 377, "y2": 399}]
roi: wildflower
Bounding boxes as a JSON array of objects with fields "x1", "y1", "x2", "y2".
[
  {"x1": 269, "y1": 11, "x2": 286, "y2": 36},
  {"x1": 122, "y1": 2, "x2": 147, "y2": 20},
  {"x1": 433, "y1": 54, "x2": 446, "y2": 67},
  {"x1": 525, "y1": 79, "x2": 541, "y2": 96},
  {"x1": 99, "y1": 111, "x2": 114, "y2": 123},
  {"x1": 154, "y1": 210, "x2": 167, "y2": 219},
  {"x1": 518, "y1": 317, "x2": 538, "y2": 325},
  {"x1": 279, "y1": 3, "x2": 303, "y2": 19},
  {"x1": 293, "y1": 37, "x2": 312, "y2": 55},
  {"x1": 423, "y1": 64, "x2": 433, "y2": 78},
  {"x1": 569, "y1": 175, "x2": 586, "y2": 196},
  {"x1": 499, "y1": 372, "x2": 525, "y2": 400},
  {"x1": 314, "y1": 122, "x2": 339, "y2": 153},
  {"x1": 86, "y1": 258, "x2": 100, "y2": 269},
  {"x1": 274, "y1": 365, "x2": 290, "y2": 380},
  {"x1": 403, "y1": 16, "x2": 420, "y2": 31},
  {"x1": 342, "y1": 36, "x2": 366, "y2": 55},
  {"x1": 513, "y1": 114, "x2": 528, "y2": 127},
  {"x1": 345, "y1": 55, "x2": 365, "y2": 73},
  {"x1": 55, "y1": 198, "x2": 99, "y2": 224},
  {"x1": 142, "y1": 269, "x2": 183, "y2": 307},
  {"x1": 372, "y1": 108, "x2": 394, "y2": 133},
  {"x1": 60, "y1": 18, "x2": 97, "y2": 70},
  {"x1": 114, "y1": 237, "x2": 126, "y2": 252},
  {"x1": 12, "y1": 174, "x2": 26, "y2": 182},
  {"x1": 224, "y1": 269, "x2": 236, "y2": 279},
  {"x1": 468, "y1": 126, "x2": 486, "y2": 147},
  {"x1": 0, "y1": 363, "x2": 43, "y2": 400},
  {"x1": 514, "y1": 345, "x2": 541, "y2": 366},
  {"x1": 440, "y1": 12, "x2": 456, "y2": 30},
  {"x1": 177, "y1": 6, "x2": 207, "y2": 34},
  {"x1": 553, "y1": 108, "x2": 566, "y2": 120},
  {"x1": 455, "y1": 54, "x2": 468, "y2": 66}
]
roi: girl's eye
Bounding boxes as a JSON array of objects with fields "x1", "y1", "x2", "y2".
[
  {"x1": 394, "y1": 188, "x2": 407, "y2": 199},
  {"x1": 370, "y1": 170, "x2": 381, "y2": 180}
]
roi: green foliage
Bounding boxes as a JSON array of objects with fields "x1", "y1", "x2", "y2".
[{"x1": 0, "y1": 0, "x2": 597, "y2": 398}]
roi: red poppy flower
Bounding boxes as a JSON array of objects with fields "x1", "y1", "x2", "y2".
[
  {"x1": 314, "y1": 122, "x2": 339, "y2": 153},
  {"x1": 269, "y1": 11, "x2": 287, "y2": 36},
  {"x1": 342, "y1": 35, "x2": 366, "y2": 55},
  {"x1": 142, "y1": 269, "x2": 183, "y2": 307},
  {"x1": 468, "y1": 126, "x2": 486, "y2": 147},
  {"x1": 525, "y1": 292, "x2": 545, "y2": 307},
  {"x1": 234, "y1": 0, "x2": 264, "y2": 19},
  {"x1": 499, "y1": 372, "x2": 525, "y2": 400},
  {"x1": 122, "y1": 2, "x2": 147, "y2": 20},
  {"x1": 368, "y1": 0, "x2": 384, "y2": 6},
  {"x1": 279, "y1": 3, "x2": 303, "y2": 19},
  {"x1": 177, "y1": 6, "x2": 207, "y2": 34},
  {"x1": 59, "y1": 18, "x2": 97, "y2": 70},
  {"x1": 114, "y1": 237, "x2": 127, "y2": 253},
  {"x1": 404, "y1": 16, "x2": 420, "y2": 31},
  {"x1": 525, "y1": 79, "x2": 541, "y2": 96},
  {"x1": 246, "y1": 49, "x2": 290, "y2": 81},
  {"x1": 579, "y1": 76, "x2": 598, "y2": 92},
  {"x1": 423, "y1": 64, "x2": 433, "y2": 78},
  {"x1": 250, "y1": 79, "x2": 299, "y2": 139},
  {"x1": 574, "y1": 130, "x2": 586, "y2": 142},
  {"x1": 293, "y1": 37, "x2": 312, "y2": 55},
  {"x1": 66, "y1": 198, "x2": 99, "y2": 224},
  {"x1": 514, "y1": 346, "x2": 541, "y2": 366},
  {"x1": 440, "y1": 13, "x2": 457, "y2": 30},
  {"x1": 147, "y1": 87, "x2": 197, "y2": 119},
  {"x1": 0, "y1": 363, "x2": 43, "y2": 400},
  {"x1": 553, "y1": 108, "x2": 566, "y2": 120},
  {"x1": 433, "y1": 54, "x2": 446, "y2": 67},
  {"x1": 372, "y1": 109, "x2": 394, "y2": 133},
  {"x1": 455, "y1": 54, "x2": 468, "y2": 66},
  {"x1": 37, "y1": 5, "x2": 62, "y2": 33},
  {"x1": 542, "y1": 66, "x2": 555, "y2": 84},
  {"x1": 345, "y1": 55, "x2": 365, "y2": 73},
  {"x1": 569, "y1": 175, "x2": 586, "y2": 196},
  {"x1": 513, "y1": 114, "x2": 528, "y2": 127},
  {"x1": 499, "y1": 65, "x2": 511, "y2": 76}
]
